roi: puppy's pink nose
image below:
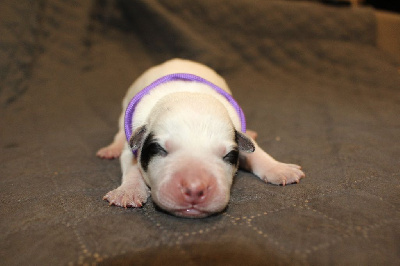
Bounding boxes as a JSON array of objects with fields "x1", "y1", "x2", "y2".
[{"x1": 180, "y1": 179, "x2": 209, "y2": 204}]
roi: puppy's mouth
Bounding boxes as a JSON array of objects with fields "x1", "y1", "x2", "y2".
[{"x1": 173, "y1": 207, "x2": 211, "y2": 218}]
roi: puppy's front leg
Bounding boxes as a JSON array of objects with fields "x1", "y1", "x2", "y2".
[
  {"x1": 239, "y1": 138, "x2": 305, "y2": 186},
  {"x1": 103, "y1": 148, "x2": 150, "y2": 207}
]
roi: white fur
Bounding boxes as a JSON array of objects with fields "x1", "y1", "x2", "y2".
[
  {"x1": 98, "y1": 59, "x2": 305, "y2": 218},
  {"x1": 119, "y1": 59, "x2": 240, "y2": 136}
]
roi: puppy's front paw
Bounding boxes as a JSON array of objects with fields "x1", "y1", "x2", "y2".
[
  {"x1": 104, "y1": 184, "x2": 150, "y2": 208},
  {"x1": 258, "y1": 162, "x2": 305, "y2": 186}
]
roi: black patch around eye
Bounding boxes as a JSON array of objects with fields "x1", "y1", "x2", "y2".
[
  {"x1": 223, "y1": 149, "x2": 239, "y2": 165},
  {"x1": 140, "y1": 133, "x2": 168, "y2": 172}
]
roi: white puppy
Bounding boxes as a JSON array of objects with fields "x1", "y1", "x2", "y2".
[{"x1": 97, "y1": 59, "x2": 304, "y2": 218}]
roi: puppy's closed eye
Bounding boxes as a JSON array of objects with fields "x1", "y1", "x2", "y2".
[
  {"x1": 145, "y1": 142, "x2": 168, "y2": 157},
  {"x1": 141, "y1": 133, "x2": 168, "y2": 171},
  {"x1": 223, "y1": 149, "x2": 239, "y2": 165}
]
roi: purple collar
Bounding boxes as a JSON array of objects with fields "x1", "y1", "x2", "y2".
[{"x1": 124, "y1": 73, "x2": 246, "y2": 148}]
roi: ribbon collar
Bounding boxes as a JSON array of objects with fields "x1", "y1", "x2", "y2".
[{"x1": 124, "y1": 73, "x2": 246, "y2": 150}]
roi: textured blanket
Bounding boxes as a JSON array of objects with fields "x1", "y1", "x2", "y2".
[{"x1": 1, "y1": 0, "x2": 399, "y2": 265}]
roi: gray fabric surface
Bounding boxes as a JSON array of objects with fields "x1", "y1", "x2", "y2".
[{"x1": 1, "y1": 0, "x2": 399, "y2": 265}]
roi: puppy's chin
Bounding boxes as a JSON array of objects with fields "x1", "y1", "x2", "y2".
[
  {"x1": 152, "y1": 194, "x2": 229, "y2": 218},
  {"x1": 159, "y1": 204, "x2": 228, "y2": 218},
  {"x1": 171, "y1": 208, "x2": 213, "y2": 218}
]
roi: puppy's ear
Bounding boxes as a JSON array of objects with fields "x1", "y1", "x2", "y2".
[
  {"x1": 236, "y1": 131, "x2": 255, "y2": 153},
  {"x1": 129, "y1": 125, "x2": 147, "y2": 150}
]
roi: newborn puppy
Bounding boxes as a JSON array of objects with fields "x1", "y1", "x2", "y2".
[{"x1": 97, "y1": 59, "x2": 304, "y2": 218}]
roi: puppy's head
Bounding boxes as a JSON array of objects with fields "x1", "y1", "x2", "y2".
[{"x1": 130, "y1": 93, "x2": 254, "y2": 218}]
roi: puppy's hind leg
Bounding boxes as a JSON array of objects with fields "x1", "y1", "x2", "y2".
[
  {"x1": 246, "y1": 129, "x2": 258, "y2": 141},
  {"x1": 96, "y1": 129, "x2": 125, "y2": 159}
]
